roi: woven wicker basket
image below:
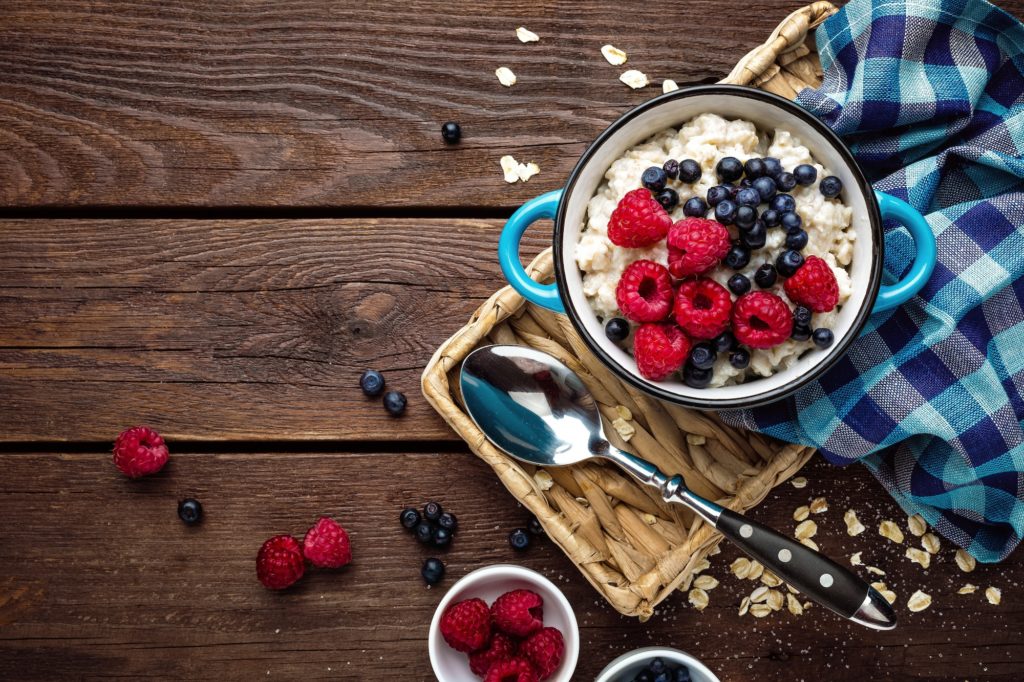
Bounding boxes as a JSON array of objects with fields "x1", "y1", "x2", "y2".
[{"x1": 422, "y1": 1, "x2": 838, "y2": 620}]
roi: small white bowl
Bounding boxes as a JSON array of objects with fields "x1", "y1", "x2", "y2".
[
  {"x1": 428, "y1": 564, "x2": 579, "y2": 682},
  {"x1": 595, "y1": 647, "x2": 720, "y2": 682}
]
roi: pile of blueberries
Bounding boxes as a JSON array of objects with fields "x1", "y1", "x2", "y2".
[
  {"x1": 360, "y1": 369, "x2": 408, "y2": 416},
  {"x1": 628, "y1": 657, "x2": 692, "y2": 682},
  {"x1": 401, "y1": 502, "x2": 457, "y2": 585}
]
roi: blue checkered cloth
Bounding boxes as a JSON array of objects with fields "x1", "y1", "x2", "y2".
[{"x1": 723, "y1": 0, "x2": 1024, "y2": 562}]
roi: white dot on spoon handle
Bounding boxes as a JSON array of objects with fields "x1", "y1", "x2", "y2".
[
  {"x1": 820, "y1": 573, "x2": 834, "y2": 588},
  {"x1": 739, "y1": 524, "x2": 753, "y2": 538}
]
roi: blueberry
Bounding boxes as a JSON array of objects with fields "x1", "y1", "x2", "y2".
[
  {"x1": 441, "y1": 121, "x2": 461, "y2": 144},
  {"x1": 415, "y1": 521, "x2": 435, "y2": 545},
  {"x1": 776, "y1": 171, "x2": 797, "y2": 192},
  {"x1": 683, "y1": 362, "x2": 712, "y2": 388},
  {"x1": 706, "y1": 185, "x2": 731, "y2": 207},
  {"x1": 770, "y1": 193, "x2": 796, "y2": 214},
  {"x1": 752, "y1": 176, "x2": 777, "y2": 202},
  {"x1": 675, "y1": 667, "x2": 692, "y2": 682},
  {"x1": 735, "y1": 205, "x2": 757, "y2": 230},
  {"x1": 736, "y1": 187, "x2": 761, "y2": 208},
  {"x1": 794, "y1": 164, "x2": 817, "y2": 186},
  {"x1": 776, "y1": 249, "x2": 805, "y2": 277},
  {"x1": 740, "y1": 220, "x2": 766, "y2": 249},
  {"x1": 763, "y1": 157, "x2": 783, "y2": 178},
  {"x1": 761, "y1": 209, "x2": 780, "y2": 227},
  {"x1": 793, "y1": 305, "x2": 812, "y2": 326},
  {"x1": 177, "y1": 498, "x2": 203, "y2": 525},
  {"x1": 400, "y1": 507, "x2": 421, "y2": 530},
  {"x1": 781, "y1": 211, "x2": 802, "y2": 233},
  {"x1": 605, "y1": 317, "x2": 631, "y2": 343},
  {"x1": 437, "y1": 512, "x2": 458, "y2": 533},
  {"x1": 689, "y1": 343, "x2": 716, "y2": 370},
  {"x1": 508, "y1": 528, "x2": 531, "y2": 552},
  {"x1": 725, "y1": 243, "x2": 751, "y2": 270},
  {"x1": 655, "y1": 187, "x2": 680, "y2": 212},
  {"x1": 813, "y1": 327, "x2": 835, "y2": 348},
  {"x1": 729, "y1": 348, "x2": 751, "y2": 369},
  {"x1": 662, "y1": 159, "x2": 680, "y2": 180},
  {"x1": 528, "y1": 517, "x2": 545, "y2": 535},
  {"x1": 678, "y1": 159, "x2": 702, "y2": 183},
  {"x1": 383, "y1": 390, "x2": 407, "y2": 416},
  {"x1": 359, "y1": 369, "x2": 386, "y2": 397},
  {"x1": 786, "y1": 228, "x2": 809, "y2": 250},
  {"x1": 820, "y1": 175, "x2": 843, "y2": 198},
  {"x1": 432, "y1": 526, "x2": 452, "y2": 548},
  {"x1": 727, "y1": 273, "x2": 751, "y2": 295},
  {"x1": 714, "y1": 199, "x2": 738, "y2": 225},
  {"x1": 713, "y1": 331, "x2": 737, "y2": 353},
  {"x1": 791, "y1": 323, "x2": 811, "y2": 341},
  {"x1": 423, "y1": 501, "x2": 442, "y2": 521},
  {"x1": 642, "y1": 166, "x2": 668, "y2": 192},
  {"x1": 716, "y1": 156, "x2": 744, "y2": 182},
  {"x1": 754, "y1": 263, "x2": 777, "y2": 288},
  {"x1": 729, "y1": 183, "x2": 741, "y2": 198},
  {"x1": 650, "y1": 658, "x2": 667, "y2": 674},
  {"x1": 744, "y1": 157, "x2": 767, "y2": 179},
  {"x1": 682, "y1": 196, "x2": 708, "y2": 217},
  {"x1": 421, "y1": 557, "x2": 445, "y2": 585}
]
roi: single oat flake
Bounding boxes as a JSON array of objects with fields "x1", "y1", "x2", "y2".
[
  {"x1": 686, "y1": 433, "x2": 706, "y2": 445},
  {"x1": 749, "y1": 603, "x2": 773, "y2": 618},
  {"x1": 495, "y1": 67, "x2": 517, "y2": 87},
  {"x1": 907, "y1": 590, "x2": 932, "y2": 612},
  {"x1": 850, "y1": 552, "x2": 863, "y2": 566},
  {"x1": 643, "y1": 512, "x2": 658, "y2": 526},
  {"x1": 907, "y1": 513, "x2": 928, "y2": 537},
  {"x1": 793, "y1": 505, "x2": 810, "y2": 522},
  {"x1": 985, "y1": 587, "x2": 1001, "y2": 605},
  {"x1": 750, "y1": 586, "x2": 770, "y2": 603},
  {"x1": 906, "y1": 547, "x2": 931, "y2": 569},
  {"x1": 692, "y1": 558, "x2": 710, "y2": 574},
  {"x1": 955, "y1": 548, "x2": 977, "y2": 573},
  {"x1": 787, "y1": 593, "x2": 804, "y2": 615},
  {"x1": 879, "y1": 520, "x2": 905, "y2": 544},
  {"x1": 516, "y1": 27, "x2": 540, "y2": 43},
  {"x1": 800, "y1": 537, "x2": 819, "y2": 551},
  {"x1": 517, "y1": 162, "x2": 540, "y2": 182},
  {"x1": 533, "y1": 469, "x2": 554, "y2": 491},
  {"x1": 790, "y1": 476, "x2": 808, "y2": 489},
  {"x1": 619, "y1": 69, "x2": 649, "y2": 89},
  {"x1": 871, "y1": 581, "x2": 897, "y2": 605},
  {"x1": 612, "y1": 417, "x2": 636, "y2": 441},
  {"x1": 601, "y1": 44, "x2": 628, "y2": 65},
  {"x1": 746, "y1": 560, "x2": 765, "y2": 581},
  {"x1": 921, "y1": 532, "x2": 941, "y2": 555},
  {"x1": 738, "y1": 596, "x2": 751, "y2": 616},
  {"x1": 844, "y1": 509, "x2": 866, "y2": 536},
  {"x1": 730, "y1": 557, "x2": 752, "y2": 580},
  {"x1": 795, "y1": 519, "x2": 817, "y2": 540},
  {"x1": 500, "y1": 155, "x2": 520, "y2": 183},
  {"x1": 958, "y1": 583, "x2": 978, "y2": 595},
  {"x1": 694, "y1": 575, "x2": 719, "y2": 591},
  {"x1": 865, "y1": 565, "x2": 886, "y2": 576},
  {"x1": 766, "y1": 589, "x2": 785, "y2": 611},
  {"x1": 688, "y1": 587, "x2": 709, "y2": 611},
  {"x1": 810, "y1": 497, "x2": 829, "y2": 514},
  {"x1": 761, "y1": 571, "x2": 782, "y2": 588},
  {"x1": 662, "y1": 79, "x2": 679, "y2": 93}
]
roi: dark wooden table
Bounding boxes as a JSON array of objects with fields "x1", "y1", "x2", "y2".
[{"x1": 2, "y1": 2, "x2": 1023, "y2": 680}]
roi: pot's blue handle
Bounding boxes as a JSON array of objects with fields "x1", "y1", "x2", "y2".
[
  {"x1": 499, "y1": 190, "x2": 566, "y2": 313},
  {"x1": 873, "y1": 191, "x2": 936, "y2": 313}
]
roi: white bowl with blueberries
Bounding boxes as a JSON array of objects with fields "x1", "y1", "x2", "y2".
[{"x1": 595, "y1": 647, "x2": 720, "y2": 682}]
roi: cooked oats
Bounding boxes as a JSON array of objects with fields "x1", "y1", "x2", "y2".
[
  {"x1": 907, "y1": 590, "x2": 932, "y2": 612},
  {"x1": 844, "y1": 509, "x2": 865, "y2": 536},
  {"x1": 879, "y1": 520, "x2": 905, "y2": 544},
  {"x1": 515, "y1": 27, "x2": 540, "y2": 43},
  {"x1": 601, "y1": 44, "x2": 628, "y2": 65}
]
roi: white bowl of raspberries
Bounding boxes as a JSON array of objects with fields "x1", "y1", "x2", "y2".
[{"x1": 428, "y1": 564, "x2": 579, "y2": 682}]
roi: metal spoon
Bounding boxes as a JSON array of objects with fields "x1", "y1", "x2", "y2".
[{"x1": 459, "y1": 345, "x2": 896, "y2": 630}]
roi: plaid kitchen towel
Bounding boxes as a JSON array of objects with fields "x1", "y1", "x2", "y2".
[{"x1": 724, "y1": 0, "x2": 1024, "y2": 561}]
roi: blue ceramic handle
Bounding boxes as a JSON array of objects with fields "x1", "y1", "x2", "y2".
[
  {"x1": 499, "y1": 190, "x2": 565, "y2": 313},
  {"x1": 873, "y1": 191, "x2": 936, "y2": 313}
]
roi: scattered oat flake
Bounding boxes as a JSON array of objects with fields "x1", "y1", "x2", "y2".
[
  {"x1": 688, "y1": 587, "x2": 709, "y2": 611},
  {"x1": 871, "y1": 582, "x2": 897, "y2": 605},
  {"x1": 601, "y1": 44, "x2": 628, "y2": 65},
  {"x1": 495, "y1": 67, "x2": 517, "y2": 87},
  {"x1": 686, "y1": 433, "x2": 706, "y2": 445},
  {"x1": 517, "y1": 162, "x2": 540, "y2": 183},
  {"x1": 921, "y1": 533, "x2": 940, "y2": 555},
  {"x1": 662, "y1": 79, "x2": 679, "y2": 94},
  {"x1": 906, "y1": 547, "x2": 931, "y2": 569},
  {"x1": 694, "y1": 575, "x2": 719, "y2": 591},
  {"x1": 515, "y1": 27, "x2": 539, "y2": 43},
  {"x1": 810, "y1": 497, "x2": 828, "y2": 514},
  {"x1": 750, "y1": 586, "x2": 770, "y2": 603},
  {"x1": 619, "y1": 69, "x2": 649, "y2": 89},
  {"x1": 760, "y1": 571, "x2": 782, "y2": 588},
  {"x1": 749, "y1": 603, "x2": 773, "y2": 618},
  {"x1": 865, "y1": 565, "x2": 886, "y2": 576},
  {"x1": 643, "y1": 512, "x2": 658, "y2": 526},
  {"x1": 738, "y1": 596, "x2": 750, "y2": 616},
  {"x1": 766, "y1": 589, "x2": 785, "y2": 611},
  {"x1": 612, "y1": 417, "x2": 636, "y2": 441},
  {"x1": 907, "y1": 514, "x2": 927, "y2": 537},
  {"x1": 879, "y1": 520, "x2": 905, "y2": 544},
  {"x1": 574, "y1": 496, "x2": 589, "y2": 507},
  {"x1": 850, "y1": 551, "x2": 863, "y2": 566},
  {"x1": 800, "y1": 538, "x2": 819, "y2": 551},
  {"x1": 615, "y1": 405, "x2": 633, "y2": 421},
  {"x1": 793, "y1": 505, "x2": 810, "y2": 522},
  {"x1": 533, "y1": 469, "x2": 553, "y2": 491},
  {"x1": 985, "y1": 587, "x2": 1001, "y2": 605},
  {"x1": 844, "y1": 509, "x2": 865, "y2": 536},
  {"x1": 730, "y1": 557, "x2": 752, "y2": 579},
  {"x1": 958, "y1": 583, "x2": 978, "y2": 595},
  {"x1": 500, "y1": 155, "x2": 520, "y2": 183},
  {"x1": 746, "y1": 560, "x2": 765, "y2": 581},
  {"x1": 790, "y1": 476, "x2": 808, "y2": 489},
  {"x1": 795, "y1": 519, "x2": 817, "y2": 540},
  {"x1": 692, "y1": 558, "x2": 710, "y2": 574},
  {"x1": 907, "y1": 590, "x2": 932, "y2": 612},
  {"x1": 956, "y1": 548, "x2": 976, "y2": 573},
  {"x1": 786, "y1": 593, "x2": 804, "y2": 615}
]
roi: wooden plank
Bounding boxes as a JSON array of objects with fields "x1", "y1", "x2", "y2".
[
  {"x1": 0, "y1": 218, "x2": 547, "y2": 442},
  {"x1": 0, "y1": 453, "x2": 1019, "y2": 681},
  {"x1": 0, "y1": 0, "x2": 823, "y2": 208}
]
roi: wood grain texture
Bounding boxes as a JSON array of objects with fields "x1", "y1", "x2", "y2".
[
  {"x1": 0, "y1": 453, "x2": 1020, "y2": 681},
  {"x1": 0, "y1": 218, "x2": 549, "y2": 442}
]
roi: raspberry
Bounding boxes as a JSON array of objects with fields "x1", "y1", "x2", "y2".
[
  {"x1": 439, "y1": 598, "x2": 492, "y2": 653},
  {"x1": 673, "y1": 278, "x2": 733, "y2": 340},
  {"x1": 301, "y1": 516, "x2": 352, "y2": 569},
  {"x1": 520, "y1": 627, "x2": 565, "y2": 680},
  {"x1": 469, "y1": 632, "x2": 518, "y2": 677},
  {"x1": 666, "y1": 218, "x2": 731, "y2": 277},
  {"x1": 784, "y1": 255, "x2": 840, "y2": 312},
  {"x1": 607, "y1": 188, "x2": 672, "y2": 247},
  {"x1": 732, "y1": 292, "x2": 793, "y2": 348},
  {"x1": 615, "y1": 260, "x2": 674, "y2": 322},
  {"x1": 491, "y1": 589, "x2": 544, "y2": 638},
  {"x1": 483, "y1": 658, "x2": 539, "y2": 682},
  {"x1": 256, "y1": 535, "x2": 306, "y2": 590},
  {"x1": 112, "y1": 426, "x2": 169, "y2": 478},
  {"x1": 632, "y1": 323, "x2": 691, "y2": 381}
]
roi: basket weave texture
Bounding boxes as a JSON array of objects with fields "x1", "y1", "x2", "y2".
[{"x1": 422, "y1": 1, "x2": 839, "y2": 620}]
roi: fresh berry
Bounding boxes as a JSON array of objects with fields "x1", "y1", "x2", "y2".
[
  {"x1": 776, "y1": 171, "x2": 797, "y2": 192},
  {"x1": 813, "y1": 327, "x2": 835, "y2": 348},
  {"x1": 732, "y1": 292, "x2": 793, "y2": 348},
  {"x1": 528, "y1": 518, "x2": 545, "y2": 535},
  {"x1": 775, "y1": 249, "x2": 805, "y2": 277},
  {"x1": 713, "y1": 331, "x2": 736, "y2": 353},
  {"x1": 763, "y1": 157, "x2": 783, "y2": 178},
  {"x1": 608, "y1": 189, "x2": 672, "y2": 247},
  {"x1": 752, "y1": 176, "x2": 777, "y2": 202},
  {"x1": 508, "y1": 528, "x2": 530, "y2": 552},
  {"x1": 424, "y1": 501, "x2": 443, "y2": 521},
  {"x1": 655, "y1": 188, "x2": 680, "y2": 212},
  {"x1": 714, "y1": 199, "x2": 738, "y2": 225},
  {"x1": 786, "y1": 229, "x2": 809, "y2": 250},
  {"x1": 520, "y1": 627, "x2": 565, "y2": 680},
  {"x1": 437, "y1": 512, "x2": 458, "y2": 533},
  {"x1": 256, "y1": 535, "x2": 306, "y2": 590},
  {"x1": 784, "y1": 255, "x2": 839, "y2": 312},
  {"x1": 605, "y1": 317, "x2": 631, "y2": 342},
  {"x1": 740, "y1": 220, "x2": 766, "y2": 249},
  {"x1": 791, "y1": 323, "x2": 811, "y2": 341},
  {"x1": 673, "y1": 278, "x2": 732, "y2": 340},
  {"x1": 662, "y1": 159, "x2": 680, "y2": 180},
  {"x1": 819, "y1": 175, "x2": 843, "y2": 198},
  {"x1": 682, "y1": 196, "x2": 708, "y2": 217},
  {"x1": 641, "y1": 166, "x2": 668, "y2": 192},
  {"x1": 761, "y1": 208, "x2": 780, "y2": 227},
  {"x1": 793, "y1": 305, "x2": 812, "y2": 326},
  {"x1": 469, "y1": 632, "x2": 519, "y2": 677},
  {"x1": 744, "y1": 157, "x2": 767, "y2": 179},
  {"x1": 794, "y1": 164, "x2": 817, "y2": 186},
  {"x1": 735, "y1": 187, "x2": 760, "y2": 208},
  {"x1": 650, "y1": 658, "x2": 667, "y2": 674},
  {"x1": 112, "y1": 426, "x2": 169, "y2": 479},
  {"x1": 727, "y1": 273, "x2": 751, "y2": 296},
  {"x1": 400, "y1": 507, "x2": 421, "y2": 530},
  {"x1": 683, "y1": 363, "x2": 712, "y2": 388},
  {"x1": 754, "y1": 263, "x2": 777, "y2": 288},
  {"x1": 360, "y1": 369, "x2": 386, "y2": 396},
  {"x1": 302, "y1": 516, "x2": 352, "y2": 569},
  {"x1": 491, "y1": 589, "x2": 544, "y2": 638},
  {"x1": 729, "y1": 348, "x2": 751, "y2": 369},
  {"x1": 440, "y1": 598, "x2": 492, "y2": 653},
  {"x1": 734, "y1": 205, "x2": 757, "y2": 230},
  {"x1": 706, "y1": 185, "x2": 731, "y2": 207},
  {"x1": 415, "y1": 521, "x2": 435, "y2": 545},
  {"x1": 689, "y1": 342, "x2": 716, "y2": 370},
  {"x1": 383, "y1": 391, "x2": 407, "y2": 416},
  {"x1": 421, "y1": 557, "x2": 445, "y2": 585},
  {"x1": 178, "y1": 498, "x2": 202, "y2": 525},
  {"x1": 432, "y1": 527, "x2": 452, "y2": 548},
  {"x1": 781, "y1": 211, "x2": 802, "y2": 233},
  {"x1": 678, "y1": 159, "x2": 702, "y2": 183},
  {"x1": 770, "y1": 193, "x2": 796, "y2": 214},
  {"x1": 724, "y1": 243, "x2": 751, "y2": 270},
  {"x1": 666, "y1": 218, "x2": 731, "y2": 277},
  {"x1": 616, "y1": 260, "x2": 674, "y2": 322},
  {"x1": 716, "y1": 156, "x2": 743, "y2": 182},
  {"x1": 441, "y1": 121, "x2": 462, "y2": 143},
  {"x1": 633, "y1": 323, "x2": 691, "y2": 381},
  {"x1": 484, "y1": 658, "x2": 539, "y2": 682}
]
